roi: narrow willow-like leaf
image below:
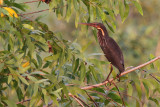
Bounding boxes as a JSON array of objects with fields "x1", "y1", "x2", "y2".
[
  {"x1": 0, "y1": 63, "x2": 4, "y2": 72},
  {"x1": 132, "y1": 1, "x2": 143, "y2": 16},
  {"x1": 19, "y1": 75, "x2": 29, "y2": 85},
  {"x1": 135, "y1": 82, "x2": 142, "y2": 99},
  {"x1": 142, "y1": 80, "x2": 149, "y2": 98},
  {"x1": 36, "y1": 54, "x2": 42, "y2": 68},
  {"x1": 4, "y1": 100, "x2": 17, "y2": 107},
  {"x1": 80, "y1": 62, "x2": 86, "y2": 82},
  {"x1": 122, "y1": 0, "x2": 129, "y2": 22},
  {"x1": 8, "y1": 75, "x2": 12, "y2": 84},
  {"x1": 127, "y1": 83, "x2": 133, "y2": 96}
]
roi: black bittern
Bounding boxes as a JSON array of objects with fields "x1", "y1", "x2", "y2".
[{"x1": 80, "y1": 23, "x2": 125, "y2": 81}]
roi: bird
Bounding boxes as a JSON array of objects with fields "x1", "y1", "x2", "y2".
[{"x1": 79, "y1": 23, "x2": 125, "y2": 80}]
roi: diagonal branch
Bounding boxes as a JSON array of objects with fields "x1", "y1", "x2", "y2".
[
  {"x1": 19, "y1": 4, "x2": 67, "y2": 16},
  {"x1": 68, "y1": 93, "x2": 85, "y2": 107},
  {"x1": 85, "y1": 91, "x2": 98, "y2": 107},
  {"x1": 81, "y1": 56, "x2": 160, "y2": 90}
]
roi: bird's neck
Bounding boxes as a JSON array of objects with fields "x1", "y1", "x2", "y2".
[{"x1": 97, "y1": 28, "x2": 108, "y2": 37}]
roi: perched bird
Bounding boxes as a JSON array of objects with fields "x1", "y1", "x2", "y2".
[
  {"x1": 42, "y1": 0, "x2": 52, "y2": 4},
  {"x1": 80, "y1": 23, "x2": 125, "y2": 78}
]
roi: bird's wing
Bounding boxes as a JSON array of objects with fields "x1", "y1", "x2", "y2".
[{"x1": 101, "y1": 36, "x2": 125, "y2": 72}]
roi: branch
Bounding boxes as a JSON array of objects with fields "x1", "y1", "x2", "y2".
[
  {"x1": 23, "y1": 0, "x2": 40, "y2": 4},
  {"x1": 19, "y1": 4, "x2": 67, "y2": 16},
  {"x1": 85, "y1": 91, "x2": 98, "y2": 107},
  {"x1": 68, "y1": 93, "x2": 85, "y2": 107},
  {"x1": 16, "y1": 99, "x2": 31, "y2": 104},
  {"x1": 81, "y1": 56, "x2": 160, "y2": 90},
  {"x1": 89, "y1": 90, "x2": 121, "y2": 106},
  {"x1": 143, "y1": 70, "x2": 160, "y2": 84}
]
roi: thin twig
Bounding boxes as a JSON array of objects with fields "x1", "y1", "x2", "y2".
[
  {"x1": 19, "y1": 4, "x2": 67, "y2": 16},
  {"x1": 23, "y1": 0, "x2": 40, "y2": 4},
  {"x1": 85, "y1": 91, "x2": 98, "y2": 107},
  {"x1": 112, "y1": 82, "x2": 126, "y2": 107},
  {"x1": 16, "y1": 99, "x2": 31, "y2": 104},
  {"x1": 68, "y1": 93, "x2": 85, "y2": 107},
  {"x1": 143, "y1": 70, "x2": 160, "y2": 84},
  {"x1": 20, "y1": 15, "x2": 33, "y2": 21},
  {"x1": 74, "y1": 96, "x2": 90, "y2": 107},
  {"x1": 111, "y1": 90, "x2": 143, "y2": 105},
  {"x1": 89, "y1": 90, "x2": 121, "y2": 106},
  {"x1": 19, "y1": 9, "x2": 49, "y2": 16},
  {"x1": 81, "y1": 56, "x2": 160, "y2": 90}
]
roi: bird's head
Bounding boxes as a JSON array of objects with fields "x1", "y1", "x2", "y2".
[
  {"x1": 79, "y1": 22, "x2": 107, "y2": 36},
  {"x1": 79, "y1": 23, "x2": 104, "y2": 29}
]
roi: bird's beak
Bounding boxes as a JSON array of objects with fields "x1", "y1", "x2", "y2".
[{"x1": 79, "y1": 23, "x2": 98, "y2": 28}]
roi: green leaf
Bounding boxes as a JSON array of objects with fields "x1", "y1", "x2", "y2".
[
  {"x1": 50, "y1": 96, "x2": 59, "y2": 106},
  {"x1": 19, "y1": 75, "x2": 29, "y2": 85},
  {"x1": 36, "y1": 54, "x2": 42, "y2": 68},
  {"x1": 80, "y1": 62, "x2": 86, "y2": 82},
  {"x1": 33, "y1": 83, "x2": 39, "y2": 96},
  {"x1": 27, "y1": 75, "x2": 38, "y2": 82},
  {"x1": 16, "y1": 87, "x2": 24, "y2": 101},
  {"x1": 105, "y1": 21, "x2": 114, "y2": 33},
  {"x1": 118, "y1": 0, "x2": 124, "y2": 19},
  {"x1": 0, "y1": 63, "x2": 4, "y2": 72},
  {"x1": 30, "y1": 34, "x2": 46, "y2": 44},
  {"x1": 44, "y1": 53, "x2": 60, "y2": 61},
  {"x1": 108, "y1": 92, "x2": 121, "y2": 104},
  {"x1": 122, "y1": 0, "x2": 129, "y2": 22},
  {"x1": 26, "y1": 36, "x2": 35, "y2": 57},
  {"x1": 136, "y1": 100, "x2": 140, "y2": 107},
  {"x1": 132, "y1": 1, "x2": 143, "y2": 16},
  {"x1": 5, "y1": 58, "x2": 15, "y2": 65},
  {"x1": 52, "y1": 88, "x2": 63, "y2": 99},
  {"x1": 135, "y1": 82, "x2": 142, "y2": 99},
  {"x1": 149, "y1": 97, "x2": 159, "y2": 105},
  {"x1": 75, "y1": 11, "x2": 79, "y2": 28},
  {"x1": 35, "y1": 79, "x2": 48, "y2": 84},
  {"x1": 23, "y1": 24, "x2": 34, "y2": 30},
  {"x1": 8, "y1": 67, "x2": 19, "y2": 81},
  {"x1": 8, "y1": 75, "x2": 12, "y2": 84},
  {"x1": 127, "y1": 83, "x2": 133, "y2": 96},
  {"x1": 43, "y1": 74, "x2": 57, "y2": 83},
  {"x1": 89, "y1": 66, "x2": 99, "y2": 82},
  {"x1": 42, "y1": 89, "x2": 49, "y2": 105},
  {"x1": 4, "y1": 100, "x2": 17, "y2": 107},
  {"x1": 142, "y1": 80, "x2": 149, "y2": 98},
  {"x1": 73, "y1": 58, "x2": 79, "y2": 74}
]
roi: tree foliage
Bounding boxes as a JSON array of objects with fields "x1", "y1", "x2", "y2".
[{"x1": 0, "y1": 0, "x2": 160, "y2": 106}]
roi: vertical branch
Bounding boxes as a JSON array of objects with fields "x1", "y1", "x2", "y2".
[{"x1": 85, "y1": 91, "x2": 99, "y2": 107}]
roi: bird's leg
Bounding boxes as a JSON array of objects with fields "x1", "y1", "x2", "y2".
[{"x1": 104, "y1": 64, "x2": 113, "y2": 85}]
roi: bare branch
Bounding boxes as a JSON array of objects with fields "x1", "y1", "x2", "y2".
[
  {"x1": 68, "y1": 93, "x2": 85, "y2": 107},
  {"x1": 85, "y1": 91, "x2": 99, "y2": 107},
  {"x1": 81, "y1": 56, "x2": 160, "y2": 90},
  {"x1": 74, "y1": 96, "x2": 90, "y2": 107},
  {"x1": 143, "y1": 70, "x2": 160, "y2": 84},
  {"x1": 16, "y1": 99, "x2": 31, "y2": 104},
  {"x1": 19, "y1": 4, "x2": 67, "y2": 16},
  {"x1": 89, "y1": 90, "x2": 121, "y2": 106},
  {"x1": 23, "y1": 0, "x2": 40, "y2": 4}
]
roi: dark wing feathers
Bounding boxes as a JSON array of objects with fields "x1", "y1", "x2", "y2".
[{"x1": 100, "y1": 37, "x2": 125, "y2": 73}]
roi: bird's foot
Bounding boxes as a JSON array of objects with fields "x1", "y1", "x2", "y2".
[{"x1": 116, "y1": 74, "x2": 121, "y2": 82}]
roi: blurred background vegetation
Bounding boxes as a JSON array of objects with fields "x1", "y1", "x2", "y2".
[
  {"x1": 1, "y1": 0, "x2": 160, "y2": 106},
  {"x1": 17, "y1": 0, "x2": 160, "y2": 67}
]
